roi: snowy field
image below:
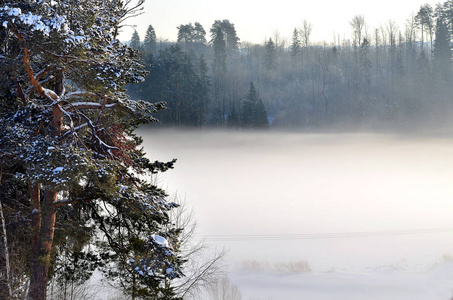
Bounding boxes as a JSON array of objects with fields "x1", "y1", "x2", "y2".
[
  {"x1": 140, "y1": 129, "x2": 453, "y2": 299},
  {"x1": 227, "y1": 263, "x2": 453, "y2": 300}
]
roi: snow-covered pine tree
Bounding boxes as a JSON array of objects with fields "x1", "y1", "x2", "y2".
[{"x1": 0, "y1": 1, "x2": 183, "y2": 299}]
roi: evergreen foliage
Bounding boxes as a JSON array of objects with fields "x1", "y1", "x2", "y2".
[
  {"x1": 130, "y1": 45, "x2": 209, "y2": 127},
  {"x1": 241, "y1": 83, "x2": 269, "y2": 128},
  {"x1": 212, "y1": 27, "x2": 227, "y2": 74},
  {"x1": 177, "y1": 22, "x2": 206, "y2": 45},
  {"x1": 210, "y1": 20, "x2": 240, "y2": 52},
  {"x1": 0, "y1": 1, "x2": 185, "y2": 299},
  {"x1": 124, "y1": 1, "x2": 453, "y2": 129},
  {"x1": 290, "y1": 28, "x2": 302, "y2": 58},
  {"x1": 176, "y1": 22, "x2": 207, "y2": 54},
  {"x1": 264, "y1": 38, "x2": 277, "y2": 71},
  {"x1": 143, "y1": 24, "x2": 157, "y2": 55},
  {"x1": 416, "y1": 4, "x2": 435, "y2": 52},
  {"x1": 130, "y1": 30, "x2": 142, "y2": 50},
  {"x1": 193, "y1": 22, "x2": 207, "y2": 44},
  {"x1": 433, "y1": 16, "x2": 452, "y2": 80}
]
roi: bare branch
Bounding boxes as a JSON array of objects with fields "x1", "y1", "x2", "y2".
[
  {"x1": 13, "y1": 76, "x2": 27, "y2": 104},
  {"x1": 35, "y1": 67, "x2": 50, "y2": 80},
  {"x1": 79, "y1": 112, "x2": 120, "y2": 159},
  {"x1": 95, "y1": 95, "x2": 108, "y2": 124}
]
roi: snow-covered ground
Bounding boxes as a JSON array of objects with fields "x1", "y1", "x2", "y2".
[
  {"x1": 228, "y1": 262, "x2": 453, "y2": 300},
  {"x1": 140, "y1": 129, "x2": 453, "y2": 299}
]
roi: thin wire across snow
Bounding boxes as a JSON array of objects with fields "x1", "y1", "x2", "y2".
[{"x1": 198, "y1": 227, "x2": 453, "y2": 242}]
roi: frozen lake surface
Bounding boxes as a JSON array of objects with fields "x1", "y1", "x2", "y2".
[{"x1": 139, "y1": 129, "x2": 453, "y2": 298}]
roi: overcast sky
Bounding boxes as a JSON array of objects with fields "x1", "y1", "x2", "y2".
[{"x1": 120, "y1": 0, "x2": 442, "y2": 44}]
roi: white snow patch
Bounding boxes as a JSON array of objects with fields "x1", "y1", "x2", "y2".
[
  {"x1": 52, "y1": 167, "x2": 64, "y2": 173},
  {"x1": 6, "y1": 7, "x2": 22, "y2": 17},
  {"x1": 151, "y1": 234, "x2": 169, "y2": 248}
]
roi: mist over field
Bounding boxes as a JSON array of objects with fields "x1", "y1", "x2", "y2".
[{"x1": 139, "y1": 128, "x2": 453, "y2": 299}]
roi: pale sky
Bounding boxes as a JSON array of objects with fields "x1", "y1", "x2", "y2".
[{"x1": 120, "y1": 0, "x2": 442, "y2": 45}]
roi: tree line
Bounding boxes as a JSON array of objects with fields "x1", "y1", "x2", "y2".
[{"x1": 128, "y1": 1, "x2": 453, "y2": 129}]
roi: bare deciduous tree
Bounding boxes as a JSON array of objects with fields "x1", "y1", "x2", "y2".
[
  {"x1": 350, "y1": 15, "x2": 366, "y2": 46},
  {"x1": 301, "y1": 19, "x2": 312, "y2": 49},
  {"x1": 203, "y1": 276, "x2": 242, "y2": 300},
  {"x1": 168, "y1": 197, "x2": 226, "y2": 299}
]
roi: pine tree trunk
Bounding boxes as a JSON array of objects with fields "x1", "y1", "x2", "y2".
[
  {"x1": 28, "y1": 74, "x2": 64, "y2": 300},
  {"x1": 132, "y1": 273, "x2": 136, "y2": 300},
  {"x1": 27, "y1": 191, "x2": 57, "y2": 300},
  {"x1": 30, "y1": 184, "x2": 40, "y2": 253}
]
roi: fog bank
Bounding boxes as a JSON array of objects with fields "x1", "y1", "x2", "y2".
[{"x1": 140, "y1": 129, "x2": 453, "y2": 272}]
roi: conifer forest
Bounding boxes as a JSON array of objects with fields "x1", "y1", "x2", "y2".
[{"x1": 128, "y1": 2, "x2": 453, "y2": 130}]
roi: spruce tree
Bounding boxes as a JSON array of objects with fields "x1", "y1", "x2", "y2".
[
  {"x1": 433, "y1": 17, "x2": 452, "y2": 80},
  {"x1": 254, "y1": 98, "x2": 270, "y2": 128},
  {"x1": 290, "y1": 28, "x2": 302, "y2": 58},
  {"x1": 130, "y1": 30, "x2": 142, "y2": 50},
  {"x1": 241, "y1": 83, "x2": 269, "y2": 128},
  {"x1": 264, "y1": 38, "x2": 277, "y2": 71},
  {"x1": 143, "y1": 24, "x2": 157, "y2": 55}
]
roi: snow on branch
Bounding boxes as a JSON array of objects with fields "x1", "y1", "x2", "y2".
[
  {"x1": 43, "y1": 88, "x2": 59, "y2": 102},
  {"x1": 64, "y1": 102, "x2": 116, "y2": 111},
  {"x1": 0, "y1": 5, "x2": 68, "y2": 36},
  {"x1": 64, "y1": 91, "x2": 98, "y2": 99}
]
